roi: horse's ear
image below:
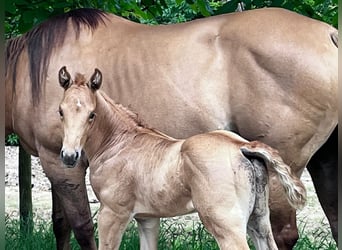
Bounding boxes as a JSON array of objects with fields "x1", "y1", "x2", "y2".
[
  {"x1": 89, "y1": 68, "x2": 102, "y2": 91},
  {"x1": 59, "y1": 66, "x2": 72, "y2": 89}
]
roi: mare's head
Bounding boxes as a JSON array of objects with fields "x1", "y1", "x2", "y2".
[{"x1": 58, "y1": 66, "x2": 102, "y2": 167}]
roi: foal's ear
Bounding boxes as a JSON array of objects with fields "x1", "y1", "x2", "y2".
[
  {"x1": 58, "y1": 66, "x2": 72, "y2": 89},
  {"x1": 89, "y1": 68, "x2": 102, "y2": 91}
]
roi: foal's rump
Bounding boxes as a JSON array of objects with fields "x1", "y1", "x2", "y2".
[
  {"x1": 179, "y1": 130, "x2": 306, "y2": 249},
  {"x1": 181, "y1": 130, "x2": 306, "y2": 210}
]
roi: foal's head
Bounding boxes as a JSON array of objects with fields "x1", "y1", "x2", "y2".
[{"x1": 58, "y1": 66, "x2": 102, "y2": 167}]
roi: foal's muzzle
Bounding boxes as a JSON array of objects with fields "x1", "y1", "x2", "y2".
[{"x1": 60, "y1": 149, "x2": 80, "y2": 167}]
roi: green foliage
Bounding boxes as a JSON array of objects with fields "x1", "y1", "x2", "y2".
[
  {"x1": 5, "y1": 0, "x2": 338, "y2": 39},
  {"x1": 279, "y1": 0, "x2": 337, "y2": 27},
  {"x1": 5, "y1": 214, "x2": 56, "y2": 249},
  {"x1": 5, "y1": 0, "x2": 76, "y2": 37},
  {"x1": 5, "y1": 216, "x2": 337, "y2": 249},
  {"x1": 5, "y1": 134, "x2": 19, "y2": 146},
  {"x1": 4, "y1": 0, "x2": 223, "y2": 33},
  {"x1": 140, "y1": 0, "x2": 197, "y2": 24},
  {"x1": 295, "y1": 218, "x2": 337, "y2": 250},
  {"x1": 214, "y1": 0, "x2": 337, "y2": 27}
]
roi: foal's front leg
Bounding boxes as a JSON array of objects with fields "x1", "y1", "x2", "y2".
[
  {"x1": 98, "y1": 206, "x2": 131, "y2": 250},
  {"x1": 136, "y1": 218, "x2": 160, "y2": 250}
]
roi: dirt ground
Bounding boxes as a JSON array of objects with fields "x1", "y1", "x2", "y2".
[{"x1": 5, "y1": 146, "x2": 333, "y2": 239}]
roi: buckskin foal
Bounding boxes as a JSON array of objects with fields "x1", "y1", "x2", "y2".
[{"x1": 57, "y1": 67, "x2": 306, "y2": 250}]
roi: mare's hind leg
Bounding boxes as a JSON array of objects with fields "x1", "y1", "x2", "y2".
[
  {"x1": 39, "y1": 148, "x2": 96, "y2": 250},
  {"x1": 135, "y1": 218, "x2": 160, "y2": 250},
  {"x1": 307, "y1": 127, "x2": 337, "y2": 241}
]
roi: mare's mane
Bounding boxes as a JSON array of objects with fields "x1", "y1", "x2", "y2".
[{"x1": 6, "y1": 8, "x2": 108, "y2": 104}]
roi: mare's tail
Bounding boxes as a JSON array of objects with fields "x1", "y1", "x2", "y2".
[{"x1": 240, "y1": 141, "x2": 306, "y2": 210}]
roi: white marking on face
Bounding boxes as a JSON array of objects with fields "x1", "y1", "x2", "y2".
[{"x1": 76, "y1": 98, "x2": 82, "y2": 108}]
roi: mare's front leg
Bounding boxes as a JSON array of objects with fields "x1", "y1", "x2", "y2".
[
  {"x1": 51, "y1": 186, "x2": 71, "y2": 250},
  {"x1": 135, "y1": 218, "x2": 160, "y2": 250},
  {"x1": 307, "y1": 127, "x2": 337, "y2": 241},
  {"x1": 39, "y1": 148, "x2": 96, "y2": 250},
  {"x1": 97, "y1": 206, "x2": 131, "y2": 250}
]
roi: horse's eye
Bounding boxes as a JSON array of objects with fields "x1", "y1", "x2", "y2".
[
  {"x1": 89, "y1": 112, "x2": 96, "y2": 121},
  {"x1": 59, "y1": 108, "x2": 64, "y2": 119}
]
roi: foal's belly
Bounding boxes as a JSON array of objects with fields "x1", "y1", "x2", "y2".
[{"x1": 132, "y1": 198, "x2": 195, "y2": 218}]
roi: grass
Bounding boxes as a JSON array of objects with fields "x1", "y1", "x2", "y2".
[
  {"x1": 5, "y1": 214, "x2": 336, "y2": 250},
  {"x1": 5, "y1": 215, "x2": 56, "y2": 249},
  {"x1": 294, "y1": 218, "x2": 337, "y2": 250}
]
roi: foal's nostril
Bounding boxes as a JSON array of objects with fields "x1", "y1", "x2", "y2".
[
  {"x1": 75, "y1": 151, "x2": 79, "y2": 161},
  {"x1": 60, "y1": 150, "x2": 64, "y2": 160}
]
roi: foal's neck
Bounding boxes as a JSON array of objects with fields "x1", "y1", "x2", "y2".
[{"x1": 84, "y1": 91, "x2": 148, "y2": 160}]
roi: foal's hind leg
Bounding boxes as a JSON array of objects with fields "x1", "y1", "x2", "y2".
[
  {"x1": 184, "y1": 159, "x2": 250, "y2": 249},
  {"x1": 193, "y1": 189, "x2": 250, "y2": 250},
  {"x1": 247, "y1": 159, "x2": 277, "y2": 250},
  {"x1": 39, "y1": 149, "x2": 96, "y2": 250},
  {"x1": 247, "y1": 212, "x2": 278, "y2": 250},
  {"x1": 198, "y1": 210, "x2": 249, "y2": 250}
]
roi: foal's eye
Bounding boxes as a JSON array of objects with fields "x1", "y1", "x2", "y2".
[
  {"x1": 58, "y1": 108, "x2": 64, "y2": 119},
  {"x1": 89, "y1": 112, "x2": 96, "y2": 121}
]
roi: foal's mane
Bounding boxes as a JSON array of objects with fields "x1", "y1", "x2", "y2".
[
  {"x1": 6, "y1": 8, "x2": 108, "y2": 105},
  {"x1": 99, "y1": 90, "x2": 147, "y2": 129},
  {"x1": 99, "y1": 91, "x2": 177, "y2": 141}
]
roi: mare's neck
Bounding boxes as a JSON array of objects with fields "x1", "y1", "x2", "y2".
[{"x1": 83, "y1": 91, "x2": 141, "y2": 160}]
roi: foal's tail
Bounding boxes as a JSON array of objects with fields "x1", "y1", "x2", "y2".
[{"x1": 240, "y1": 141, "x2": 306, "y2": 210}]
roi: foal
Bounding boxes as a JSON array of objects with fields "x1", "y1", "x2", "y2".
[{"x1": 58, "y1": 67, "x2": 306, "y2": 250}]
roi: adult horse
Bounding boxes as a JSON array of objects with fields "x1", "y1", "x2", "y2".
[{"x1": 5, "y1": 7, "x2": 337, "y2": 250}]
